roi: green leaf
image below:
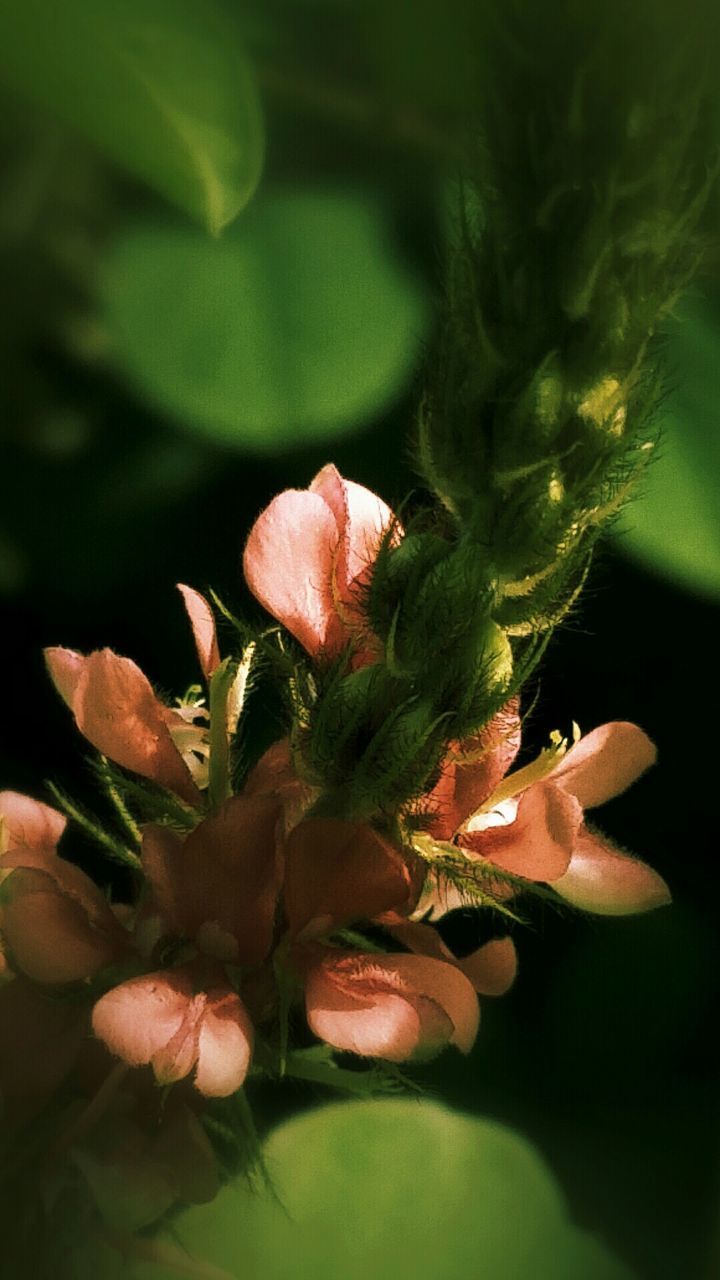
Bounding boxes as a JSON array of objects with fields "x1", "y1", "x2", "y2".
[
  {"x1": 101, "y1": 191, "x2": 429, "y2": 451},
  {"x1": 617, "y1": 295, "x2": 720, "y2": 600},
  {"x1": 130, "y1": 1100, "x2": 634, "y2": 1279},
  {"x1": 0, "y1": 0, "x2": 264, "y2": 232}
]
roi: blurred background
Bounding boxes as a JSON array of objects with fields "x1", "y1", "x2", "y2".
[{"x1": 0, "y1": 2, "x2": 718, "y2": 1277}]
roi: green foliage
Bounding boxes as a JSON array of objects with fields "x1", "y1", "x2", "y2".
[
  {"x1": 617, "y1": 294, "x2": 720, "y2": 600},
  {"x1": 418, "y1": 0, "x2": 718, "y2": 597},
  {"x1": 133, "y1": 1100, "x2": 635, "y2": 1279},
  {"x1": 102, "y1": 191, "x2": 428, "y2": 450},
  {"x1": 0, "y1": 0, "x2": 264, "y2": 232}
]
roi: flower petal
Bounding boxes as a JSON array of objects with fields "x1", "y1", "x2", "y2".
[
  {"x1": 177, "y1": 584, "x2": 221, "y2": 679},
  {"x1": 243, "y1": 489, "x2": 341, "y2": 657},
  {"x1": 304, "y1": 949, "x2": 479, "y2": 1061},
  {"x1": 551, "y1": 826, "x2": 671, "y2": 915},
  {"x1": 388, "y1": 922, "x2": 517, "y2": 996},
  {"x1": 242, "y1": 737, "x2": 313, "y2": 833},
  {"x1": 426, "y1": 699, "x2": 522, "y2": 839},
  {"x1": 194, "y1": 989, "x2": 254, "y2": 1097},
  {"x1": 311, "y1": 464, "x2": 399, "y2": 603},
  {"x1": 1, "y1": 864, "x2": 125, "y2": 983},
  {"x1": 152, "y1": 995, "x2": 205, "y2": 1086},
  {"x1": 552, "y1": 721, "x2": 657, "y2": 809},
  {"x1": 92, "y1": 970, "x2": 192, "y2": 1067},
  {"x1": 142, "y1": 794, "x2": 283, "y2": 964},
  {"x1": 57, "y1": 648, "x2": 201, "y2": 806},
  {"x1": 284, "y1": 819, "x2": 414, "y2": 940},
  {"x1": 45, "y1": 645, "x2": 84, "y2": 708},
  {"x1": 0, "y1": 791, "x2": 66, "y2": 854},
  {"x1": 462, "y1": 780, "x2": 581, "y2": 881}
]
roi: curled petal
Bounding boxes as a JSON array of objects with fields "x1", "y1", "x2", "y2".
[
  {"x1": 177, "y1": 584, "x2": 221, "y2": 679},
  {"x1": 0, "y1": 791, "x2": 66, "y2": 855},
  {"x1": 284, "y1": 819, "x2": 414, "y2": 940},
  {"x1": 142, "y1": 794, "x2": 283, "y2": 964},
  {"x1": 194, "y1": 989, "x2": 254, "y2": 1097},
  {"x1": 552, "y1": 826, "x2": 671, "y2": 915},
  {"x1": 1, "y1": 863, "x2": 127, "y2": 983},
  {"x1": 243, "y1": 489, "x2": 341, "y2": 657},
  {"x1": 389, "y1": 921, "x2": 517, "y2": 996},
  {"x1": 46, "y1": 648, "x2": 201, "y2": 807},
  {"x1": 463, "y1": 781, "x2": 581, "y2": 881},
  {"x1": 552, "y1": 721, "x2": 657, "y2": 809},
  {"x1": 311, "y1": 463, "x2": 399, "y2": 606},
  {"x1": 304, "y1": 949, "x2": 479, "y2": 1061}
]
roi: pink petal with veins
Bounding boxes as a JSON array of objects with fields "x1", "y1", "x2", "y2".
[
  {"x1": 552, "y1": 721, "x2": 656, "y2": 809},
  {"x1": 177, "y1": 584, "x2": 221, "y2": 679},
  {"x1": 551, "y1": 826, "x2": 671, "y2": 915},
  {"x1": 305, "y1": 949, "x2": 479, "y2": 1061}
]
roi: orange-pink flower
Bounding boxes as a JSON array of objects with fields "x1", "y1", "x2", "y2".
[
  {"x1": 302, "y1": 948, "x2": 480, "y2": 1062},
  {"x1": 421, "y1": 712, "x2": 669, "y2": 917},
  {"x1": 92, "y1": 968, "x2": 254, "y2": 1097},
  {"x1": 243, "y1": 463, "x2": 399, "y2": 660},
  {"x1": 44, "y1": 584, "x2": 224, "y2": 808}
]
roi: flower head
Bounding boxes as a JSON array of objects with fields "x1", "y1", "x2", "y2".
[
  {"x1": 420, "y1": 712, "x2": 669, "y2": 917},
  {"x1": 92, "y1": 968, "x2": 254, "y2": 1097}
]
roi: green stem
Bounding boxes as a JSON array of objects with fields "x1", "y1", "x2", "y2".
[{"x1": 45, "y1": 782, "x2": 141, "y2": 870}]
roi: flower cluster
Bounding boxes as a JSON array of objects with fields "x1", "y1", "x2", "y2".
[{"x1": 0, "y1": 465, "x2": 669, "y2": 1228}]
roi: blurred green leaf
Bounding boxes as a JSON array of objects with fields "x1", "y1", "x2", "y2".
[
  {"x1": 102, "y1": 191, "x2": 428, "y2": 451},
  {"x1": 0, "y1": 0, "x2": 264, "y2": 232},
  {"x1": 127, "y1": 1100, "x2": 634, "y2": 1279},
  {"x1": 617, "y1": 295, "x2": 720, "y2": 601}
]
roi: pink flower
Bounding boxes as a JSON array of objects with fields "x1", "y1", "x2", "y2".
[
  {"x1": 45, "y1": 648, "x2": 206, "y2": 808},
  {"x1": 44, "y1": 584, "x2": 227, "y2": 807},
  {"x1": 421, "y1": 713, "x2": 669, "y2": 916},
  {"x1": 92, "y1": 968, "x2": 254, "y2": 1097},
  {"x1": 243, "y1": 463, "x2": 400, "y2": 660},
  {"x1": 302, "y1": 947, "x2": 480, "y2": 1062},
  {"x1": 0, "y1": 791, "x2": 128, "y2": 984}
]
